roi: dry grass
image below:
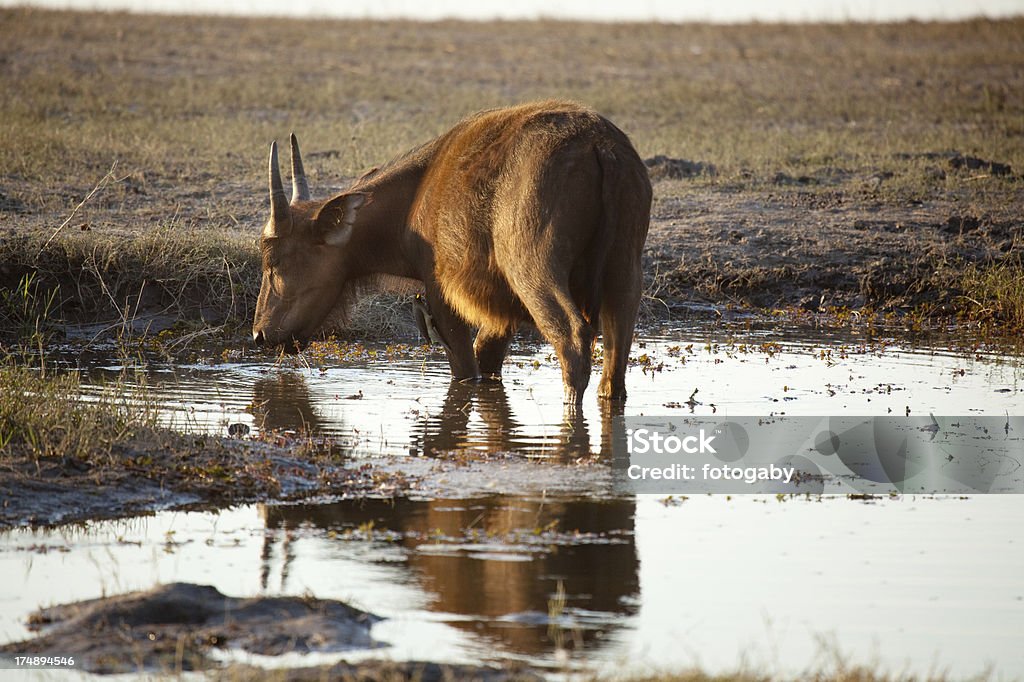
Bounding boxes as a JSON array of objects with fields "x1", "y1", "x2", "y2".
[
  {"x1": 0, "y1": 227, "x2": 419, "y2": 345},
  {"x1": 0, "y1": 9, "x2": 1022, "y2": 339},
  {"x1": 0, "y1": 356, "x2": 158, "y2": 462},
  {"x1": 2, "y1": 11, "x2": 1021, "y2": 200},
  {"x1": 958, "y1": 256, "x2": 1024, "y2": 330},
  {"x1": 1, "y1": 226, "x2": 256, "y2": 324}
]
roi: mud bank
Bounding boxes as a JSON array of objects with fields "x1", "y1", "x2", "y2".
[
  {"x1": 0, "y1": 433, "x2": 412, "y2": 529},
  {"x1": 6, "y1": 163, "x2": 1023, "y2": 336},
  {"x1": 0, "y1": 582, "x2": 536, "y2": 678},
  {"x1": 643, "y1": 176, "x2": 1022, "y2": 318}
]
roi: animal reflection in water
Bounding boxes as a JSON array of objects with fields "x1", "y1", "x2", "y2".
[
  {"x1": 259, "y1": 495, "x2": 638, "y2": 658},
  {"x1": 249, "y1": 370, "x2": 622, "y2": 460},
  {"x1": 409, "y1": 378, "x2": 620, "y2": 459},
  {"x1": 250, "y1": 372, "x2": 324, "y2": 435}
]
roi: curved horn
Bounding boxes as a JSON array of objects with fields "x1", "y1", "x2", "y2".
[
  {"x1": 268, "y1": 140, "x2": 289, "y2": 223},
  {"x1": 289, "y1": 133, "x2": 311, "y2": 203}
]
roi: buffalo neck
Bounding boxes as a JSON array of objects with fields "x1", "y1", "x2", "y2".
[{"x1": 342, "y1": 149, "x2": 433, "y2": 282}]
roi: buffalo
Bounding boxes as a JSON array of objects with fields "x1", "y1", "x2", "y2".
[{"x1": 252, "y1": 100, "x2": 651, "y2": 404}]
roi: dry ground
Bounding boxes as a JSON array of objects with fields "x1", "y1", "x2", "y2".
[{"x1": 0, "y1": 9, "x2": 1022, "y2": 338}]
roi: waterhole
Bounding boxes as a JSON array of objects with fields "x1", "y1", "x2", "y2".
[{"x1": 3, "y1": 325, "x2": 1023, "y2": 677}]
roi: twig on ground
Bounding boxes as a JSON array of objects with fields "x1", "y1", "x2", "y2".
[{"x1": 37, "y1": 161, "x2": 119, "y2": 257}]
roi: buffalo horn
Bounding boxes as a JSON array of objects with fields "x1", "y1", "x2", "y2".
[{"x1": 289, "y1": 133, "x2": 311, "y2": 203}]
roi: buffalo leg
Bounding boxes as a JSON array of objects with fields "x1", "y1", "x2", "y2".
[
  {"x1": 598, "y1": 267, "x2": 642, "y2": 402},
  {"x1": 474, "y1": 326, "x2": 514, "y2": 378},
  {"x1": 516, "y1": 285, "x2": 594, "y2": 405},
  {"x1": 423, "y1": 287, "x2": 479, "y2": 380}
]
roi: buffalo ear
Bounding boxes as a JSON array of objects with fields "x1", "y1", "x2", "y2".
[{"x1": 313, "y1": 192, "x2": 371, "y2": 247}]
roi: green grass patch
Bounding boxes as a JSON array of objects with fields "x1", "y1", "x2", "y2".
[
  {"x1": 958, "y1": 256, "x2": 1024, "y2": 332},
  {"x1": 0, "y1": 273, "x2": 60, "y2": 347}
]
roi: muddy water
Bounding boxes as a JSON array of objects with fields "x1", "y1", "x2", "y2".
[{"x1": 5, "y1": 326, "x2": 1024, "y2": 677}]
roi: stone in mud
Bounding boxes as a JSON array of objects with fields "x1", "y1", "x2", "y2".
[
  {"x1": 948, "y1": 154, "x2": 1012, "y2": 176},
  {"x1": 644, "y1": 155, "x2": 717, "y2": 180},
  {"x1": 0, "y1": 582, "x2": 381, "y2": 674}
]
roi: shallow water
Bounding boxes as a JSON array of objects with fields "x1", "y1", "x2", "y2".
[
  {"x1": 5, "y1": 325, "x2": 1024, "y2": 677},
  {"x1": 78, "y1": 325, "x2": 1024, "y2": 458},
  {"x1": 3, "y1": 496, "x2": 1024, "y2": 677}
]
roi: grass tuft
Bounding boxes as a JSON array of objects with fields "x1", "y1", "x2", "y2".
[
  {"x1": 0, "y1": 357, "x2": 158, "y2": 462},
  {"x1": 0, "y1": 273, "x2": 60, "y2": 347},
  {"x1": 958, "y1": 257, "x2": 1024, "y2": 331}
]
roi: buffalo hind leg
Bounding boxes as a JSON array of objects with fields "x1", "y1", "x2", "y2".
[
  {"x1": 517, "y1": 286, "x2": 595, "y2": 405},
  {"x1": 474, "y1": 325, "x2": 514, "y2": 379},
  {"x1": 598, "y1": 270, "x2": 642, "y2": 402}
]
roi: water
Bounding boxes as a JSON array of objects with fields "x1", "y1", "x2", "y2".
[
  {"x1": 4, "y1": 326, "x2": 1024, "y2": 677},
  {"x1": 4, "y1": 497, "x2": 1024, "y2": 676},
  {"x1": 80, "y1": 326, "x2": 1024, "y2": 457}
]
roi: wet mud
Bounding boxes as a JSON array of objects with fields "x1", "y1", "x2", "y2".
[
  {"x1": 0, "y1": 434, "x2": 413, "y2": 529},
  {"x1": 6, "y1": 324, "x2": 1024, "y2": 529},
  {"x1": 0, "y1": 582, "x2": 378, "y2": 673},
  {"x1": 0, "y1": 582, "x2": 538, "y2": 679},
  {"x1": 224, "y1": 660, "x2": 539, "y2": 681}
]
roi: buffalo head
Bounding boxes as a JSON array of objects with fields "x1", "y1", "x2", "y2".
[{"x1": 252, "y1": 135, "x2": 368, "y2": 348}]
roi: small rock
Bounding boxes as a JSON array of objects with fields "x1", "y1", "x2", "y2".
[
  {"x1": 644, "y1": 155, "x2": 717, "y2": 180},
  {"x1": 948, "y1": 154, "x2": 1012, "y2": 176},
  {"x1": 227, "y1": 423, "x2": 250, "y2": 438}
]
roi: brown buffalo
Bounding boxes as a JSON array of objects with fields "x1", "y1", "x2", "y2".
[{"x1": 252, "y1": 100, "x2": 651, "y2": 404}]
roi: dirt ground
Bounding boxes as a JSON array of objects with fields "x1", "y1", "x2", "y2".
[{"x1": 644, "y1": 174, "x2": 1021, "y2": 315}]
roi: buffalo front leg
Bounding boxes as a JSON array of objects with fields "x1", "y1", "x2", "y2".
[
  {"x1": 474, "y1": 325, "x2": 515, "y2": 379},
  {"x1": 422, "y1": 287, "x2": 479, "y2": 380}
]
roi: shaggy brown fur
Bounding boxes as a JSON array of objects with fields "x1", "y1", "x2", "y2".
[{"x1": 252, "y1": 100, "x2": 651, "y2": 404}]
